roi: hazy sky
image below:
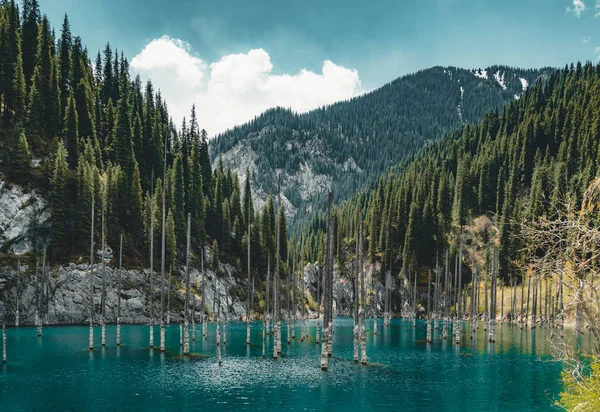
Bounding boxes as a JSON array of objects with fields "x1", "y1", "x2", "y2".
[{"x1": 42, "y1": 0, "x2": 600, "y2": 135}]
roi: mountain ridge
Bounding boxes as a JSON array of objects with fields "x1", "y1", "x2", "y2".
[{"x1": 210, "y1": 64, "x2": 555, "y2": 226}]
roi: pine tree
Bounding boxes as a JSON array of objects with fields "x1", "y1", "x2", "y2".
[
  {"x1": 278, "y1": 205, "x2": 288, "y2": 262},
  {"x1": 63, "y1": 91, "x2": 78, "y2": 168},
  {"x1": 50, "y1": 141, "x2": 70, "y2": 260},
  {"x1": 21, "y1": 0, "x2": 40, "y2": 91},
  {"x1": 13, "y1": 130, "x2": 31, "y2": 185},
  {"x1": 58, "y1": 13, "x2": 71, "y2": 119}
]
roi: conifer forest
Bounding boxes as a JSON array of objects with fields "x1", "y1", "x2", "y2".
[{"x1": 0, "y1": 1, "x2": 599, "y2": 411}]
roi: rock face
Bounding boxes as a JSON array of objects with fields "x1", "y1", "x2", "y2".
[
  {"x1": 0, "y1": 180, "x2": 50, "y2": 254},
  {"x1": 0, "y1": 256, "x2": 249, "y2": 326}
]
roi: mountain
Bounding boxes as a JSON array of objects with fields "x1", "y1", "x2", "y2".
[
  {"x1": 210, "y1": 65, "x2": 554, "y2": 225},
  {"x1": 300, "y1": 61, "x2": 599, "y2": 286}
]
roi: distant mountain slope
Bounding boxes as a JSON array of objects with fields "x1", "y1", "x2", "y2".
[{"x1": 210, "y1": 65, "x2": 554, "y2": 223}]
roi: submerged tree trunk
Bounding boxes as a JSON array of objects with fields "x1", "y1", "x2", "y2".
[
  {"x1": 2, "y1": 323, "x2": 6, "y2": 363},
  {"x1": 301, "y1": 237, "x2": 306, "y2": 341},
  {"x1": 89, "y1": 192, "x2": 95, "y2": 351},
  {"x1": 359, "y1": 222, "x2": 367, "y2": 365},
  {"x1": 183, "y1": 213, "x2": 191, "y2": 356},
  {"x1": 149, "y1": 180, "x2": 155, "y2": 349},
  {"x1": 160, "y1": 142, "x2": 167, "y2": 351},
  {"x1": 266, "y1": 254, "x2": 271, "y2": 337},
  {"x1": 427, "y1": 269, "x2": 432, "y2": 343},
  {"x1": 292, "y1": 246, "x2": 296, "y2": 340},
  {"x1": 455, "y1": 243, "x2": 462, "y2": 345},
  {"x1": 117, "y1": 235, "x2": 122, "y2": 346},
  {"x1": 442, "y1": 251, "x2": 449, "y2": 340},
  {"x1": 316, "y1": 265, "x2": 321, "y2": 345},
  {"x1": 35, "y1": 258, "x2": 41, "y2": 337},
  {"x1": 246, "y1": 196, "x2": 252, "y2": 345},
  {"x1": 354, "y1": 223, "x2": 359, "y2": 362},
  {"x1": 201, "y1": 251, "x2": 206, "y2": 339},
  {"x1": 273, "y1": 176, "x2": 282, "y2": 359},
  {"x1": 101, "y1": 192, "x2": 106, "y2": 347},
  {"x1": 321, "y1": 192, "x2": 333, "y2": 371},
  {"x1": 15, "y1": 258, "x2": 20, "y2": 327},
  {"x1": 488, "y1": 249, "x2": 498, "y2": 342}
]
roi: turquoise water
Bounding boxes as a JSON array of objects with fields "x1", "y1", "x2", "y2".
[{"x1": 0, "y1": 318, "x2": 576, "y2": 411}]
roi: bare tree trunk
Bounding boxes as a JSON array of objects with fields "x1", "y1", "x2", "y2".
[
  {"x1": 442, "y1": 250, "x2": 449, "y2": 340},
  {"x1": 532, "y1": 275, "x2": 538, "y2": 330},
  {"x1": 246, "y1": 195, "x2": 251, "y2": 345},
  {"x1": 117, "y1": 234, "x2": 122, "y2": 346},
  {"x1": 500, "y1": 280, "x2": 504, "y2": 324},
  {"x1": 35, "y1": 258, "x2": 41, "y2": 337},
  {"x1": 455, "y1": 243, "x2": 463, "y2": 344},
  {"x1": 266, "y1": 254, "x2": 270, "y2": 336},
  {"x1": 287, "y1": 266, "x2": 291, "y2": 345},
  {"x1": 520, "y1": 274, "x2": 525, "y2": 329},
  {"x1": 558, "y1": 267, "x2": 564, "y2": 337},
  {"x1": 273, "y1": 175, "x2": 281, "y2": 359},
  {"x1": 526, "y1": 275, "x2": 531, "y2": 328},
  {"x1": 15, "y1": 258, "x2": 20, "y2": 327},
  {"x1": 483, "y1": 252, "x2": 489, "y2": 331},
  {"x1": 101, "y1": 191, "x2": 106, "y2": 347},
  {"x1": 321, "y1": 192, "x2": 333, "y2": 370},
  {"x1": 316, "y1": 266, "x2": 321, "y2": 345},
  {"x1": 413, "y1": 270, "x2": 417, "y2": 329},
  {"x1": 2, "y1": 323, "x2": 6, "y2": 363},
  {"x1": 168, "y1": 267, "x2": 172, "y2": 326},
  {"x1": 217, "y1": 292, "x2": 222, "y2": 365},
  {"x1": 184, "y1": 213, "x2": 191, "y2": 356},
  {"x1": 201, "y1": 251, "x2": 206, "y2": 339},
  {"x1": 512, "y1": 278, "x2": 518, "y2": 326},
  {"x1": 488, "y1": 249, "x2": 497, "y2": 342},
  {"x1": 292, "y1": 245, "x2": 296, "y2": 340},
  {"x1": 470, "y1": 264, "x2": 476, "y2": 340},
  {"x1": 427, "y1": 269, "x2": 432, "y2": 343},
  {"x1": 223, "y1": 291, "x2": 228, "y2": 346},
  {"x1": 301, "y1": 237, "x2": 306, "y2": 340},
  {"x1": 89, "y1": 192, "x2": 95, "y2": 351},
  {"x1": 354, "y1": 224, "x2": 359, "y2": 362},
  {"x1": 160, "y1": 141, "x2": 167, "y2": 351},
  {"x1": 359, "y1": 222, "x2": 367, "y2": 365},
  {"x1": 149, "y1": 179, "x2": 155, "y2": 349}
]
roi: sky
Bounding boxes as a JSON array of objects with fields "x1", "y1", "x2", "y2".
[{"x1": 42, "y1": 0, "x2": 600, "y2": 136}]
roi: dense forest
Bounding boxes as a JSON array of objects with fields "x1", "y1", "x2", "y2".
[
  {"x1": 210, "y1": 65, "x2": 554, "y2": 224},
  {"x1": 0, "y1": 0, "x2": 286, "y2": 279},
  {"x1": 300, "y1": 61, "x2": 600, "y2": 291}
]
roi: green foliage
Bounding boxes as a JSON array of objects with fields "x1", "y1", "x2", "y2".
[
  {"x1": 558, "y1": 358, "x2": 600, "y2": 412},
  {"x1": 50, "y1": 140, "x2": 70, "y2": 259},
  {"x1": 13, "y1": 130, "x2": 31, "y2": 185},
  {"x1": 301, "y1": 63, "x2": 600, "y2": 284},
  {"x1": 0, "y1": 1, "x2": 289, "y2": 272}
]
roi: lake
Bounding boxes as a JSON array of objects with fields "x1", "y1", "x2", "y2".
[{"x1": 1, "y1": 317, "x2": 584, "y2": 411}]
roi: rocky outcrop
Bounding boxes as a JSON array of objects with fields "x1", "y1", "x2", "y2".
[
  {"x1": 0, "y1": 255, "x2": 249, "y2": 326},
  {"x1": 0, "y1": 180, "x2": 50, "y2": 254}
]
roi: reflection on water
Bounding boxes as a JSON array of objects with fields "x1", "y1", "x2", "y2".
[{"x1": 0, "y1": 318, "x2": 580, "y2": 411}]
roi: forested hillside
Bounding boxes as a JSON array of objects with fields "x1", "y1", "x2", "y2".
[
  {"x1": 0, "y1": 0, "x2": 284, "y2": 279},
  {"x1": 301, "y1": 62, "x2": 600, "y2": 286},
  {"x1": 210, "y1": 65, "x2": 554, "y2": 224}
]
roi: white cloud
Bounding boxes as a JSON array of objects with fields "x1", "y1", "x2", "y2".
[
  {"x1": 583, "y1": 36, "x2": 592, "y2": 44},
  {"x1": 596, "y1": 0, "x2": 600, "y2": 16},
  {"x1": 130, "y1": 36, "x2": 364, "y2": 136},
  {"x1": 595, "y1": 46, "x2": 600, "y2": 60},
  {"x1": 566, "y1": 0, "x2": 586, "y2": 17}
]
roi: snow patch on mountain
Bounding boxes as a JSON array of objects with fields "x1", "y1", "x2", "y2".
[
  {"x1": 473, "y1": 69, "x2": 488, "y2": 79},
  {"x1": 519, "y1": 77, "x2": 528, "y2": 91},
  {"x1": 494, "y1": 71, "x2": 506, "y2": 90}
]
